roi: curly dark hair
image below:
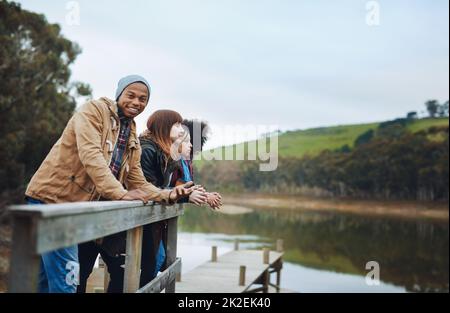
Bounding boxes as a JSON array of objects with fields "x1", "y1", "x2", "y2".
[{"x1": 182, "y1": 119, "x2": 210, "y2": 158}]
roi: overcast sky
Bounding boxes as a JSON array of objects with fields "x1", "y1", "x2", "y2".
[{"x1": 17, "y1": 0, "x2": 449, "y2": 149}]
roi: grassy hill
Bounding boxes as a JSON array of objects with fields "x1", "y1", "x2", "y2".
[{"x1": 197, "y1": 118, "x2": 449, "y2": 164}]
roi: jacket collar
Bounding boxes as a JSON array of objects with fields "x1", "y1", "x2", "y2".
[{"x1": 101, "y1": 97, "x2": 139, "y2": 148}]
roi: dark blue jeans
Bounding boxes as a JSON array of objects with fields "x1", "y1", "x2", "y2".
[
  {"x1": 155, "y1": 240, "x2": 166, "y2": 276},
  {"x1": 27, "y1": 197, "x2": 79, "y2": 293}
]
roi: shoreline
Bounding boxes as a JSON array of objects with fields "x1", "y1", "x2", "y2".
[{"x1": 221, "y1": 193, "x2": 449, "y2": 221}]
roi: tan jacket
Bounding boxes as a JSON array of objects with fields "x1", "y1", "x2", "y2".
[{"x1": 25, "y1": 97, "x2": 170, "y2": 204}]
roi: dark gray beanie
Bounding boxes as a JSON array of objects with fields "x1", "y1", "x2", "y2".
[{"x1": 115, "y1": 75, "x2": 151, "y2": 103}]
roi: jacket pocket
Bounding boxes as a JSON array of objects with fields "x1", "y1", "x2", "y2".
[
  {"x1": 53, "y1": 174, "x2": 73, "y2": 199},
  {"x1": 69, "y1": 174, "x2": 95, "y2": 194}
]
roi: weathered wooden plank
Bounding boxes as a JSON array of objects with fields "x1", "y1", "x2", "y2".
[
  {"x1": 8, "y1": 216, "x2": 40, "y2": 293},
  {"x1": 176, "y1": 267, "x2": 263, "y2": 294},
  {"x1": 178, "y1": 263, "x2": 266, "y2": 281},
  {"x1": 137, "y1": 258, "x2": 181, "y2": 293},
  {"x1": 123, "y1": 226, "x2": 143, "y2": 293},
  {"x1": 165, "y1": 216, "x2": 178, "y2": 293},
  {"x1": 34, "y1": 204, "x2": 183, "y2": 254},
  {"x1": 175, "y1": 250, "x2": 283, "y2": 293},
  {"x1": 8, "y1": 200, "x2": 153, "y2": 217},
  {"x1": 221, "y1": 250, "x2": 282, "y2": 263}
]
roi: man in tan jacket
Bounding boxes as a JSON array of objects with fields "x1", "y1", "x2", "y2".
[{"x1": 25, "y1": 75, "x2": 193, "y2": 292}]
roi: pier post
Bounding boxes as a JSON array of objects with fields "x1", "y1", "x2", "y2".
[
  {"x1": 262, "y1": 270, "x2": 270, "y2": 293},
  {"x1": 239, "y1": 266, "x2": 246, "y2": 286},
  {"x1": 276, "y1": 239, "x2": 284, "y2": 252},
  {"x1": 8, "y1": 215, "x2": 40, "y2": 292},
  {"x1": 211, "y1": 246, "x2": 218, "y2": 262},
  {"x1": 166, "y1": 216, "x2": 179, "y2": 293},
  {"x1": 123, "y1": 226, "x2": 143, "y2": 293},
  {"x1": 263, "y1": 248, "x2": 270, "y2": 264}
]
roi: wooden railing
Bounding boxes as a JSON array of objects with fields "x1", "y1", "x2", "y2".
[{"x1": 7, "y1": 200, "x2": 183, "y2": 293}]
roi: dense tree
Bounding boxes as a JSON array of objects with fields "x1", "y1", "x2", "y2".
[
  {"x1": 0, "y1": 1, "x2": 91, "y2": 205},
  {"x1": 406, "y1": 111, "x2": 418, "y2": 120},
  {"x1": 438, "y1": 101, "x2": 449, "y2": 118},
  {"x1": 425, "y1": 100, "x2": 440, "y2": 118},
  {"x1": 354, "y1": 129, "x2": 374, "y2": 147}
]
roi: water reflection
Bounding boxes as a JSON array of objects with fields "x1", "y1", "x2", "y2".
[{"x1": 178, "y1": 205, "x2": 449, "y2": 292}]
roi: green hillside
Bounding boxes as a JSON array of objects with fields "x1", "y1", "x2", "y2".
[
  {"x1": 276, "y1": 122, "x2": 379, "y2": 158},
  {"x1": 197, "y1": 118, "x2": 449, "y2": 163}
]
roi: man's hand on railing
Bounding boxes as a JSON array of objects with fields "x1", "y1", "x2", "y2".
[
  {"x1": 121, "y1": 189, "x2": 151, "y2": 203},
  {"x1": 169, "y1": 181, "x2": 195, "y2": 202}
]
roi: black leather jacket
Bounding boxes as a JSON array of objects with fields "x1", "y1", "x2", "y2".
[{"x1": 140, "y1": 137, "x2": 178, "y2": 188}]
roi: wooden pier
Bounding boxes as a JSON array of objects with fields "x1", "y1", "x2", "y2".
[{"x1": 175, "y1": 243, "x2": 284, "y2": 293}]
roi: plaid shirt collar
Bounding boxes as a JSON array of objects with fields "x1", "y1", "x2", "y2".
[{"x1": 109, "y1": 107, "x2": 132, "y2": 179}]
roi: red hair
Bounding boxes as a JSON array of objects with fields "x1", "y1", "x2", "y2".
[{"x1": 142, "y1": 110, "x2": 183, "y2": 157}]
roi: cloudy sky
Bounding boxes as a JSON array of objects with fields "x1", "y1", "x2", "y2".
[{"x1": 17, "y1": 0, "x2": 449, "y2": 149}]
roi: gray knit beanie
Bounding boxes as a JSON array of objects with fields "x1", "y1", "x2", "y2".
[{"x1": 115, "y1": 74, "x2": 151, "y2": 103}]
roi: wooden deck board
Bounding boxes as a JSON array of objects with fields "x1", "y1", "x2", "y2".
[{"x1": 175, "y1": 250, "x2": 283, "y2": 293}]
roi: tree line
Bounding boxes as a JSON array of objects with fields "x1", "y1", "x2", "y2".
[{"x1": 196, "y1": 119, "x2": 449, "y2": 201}]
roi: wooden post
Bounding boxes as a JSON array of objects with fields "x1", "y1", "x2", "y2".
[
  {"x1": 276, "y1": 268, "x2": 281, "y2": 293},
  {"x1": 262, "y1": 270, "x2": 270, "y2": 293},
  {"x1": 234, "y1": 239, "x2": 239, "y2": 251},
  {"x1": 239, "y1": 265, "x2": 246, "y2": 286},
  {"x1": 275, "y1": 240, "x2": 283, "y2": 292},
  {"x1": 8, "y1": 215, "x2": 40, "y2": 293},
  {"x1": 263, "y1": 248, "x2": 270, "y2": 264},
  {"x1": 123, "y1": 226, "x2": 143, "y2": 293},
  {"x1": 276, "y1": 239, "x2": 284, "y2": 252},
  {"x1": 176, "y1": 256, "x2": 182, "y2": 283},
  {"x1": 165, "y1": 216, "x2": 178, "y2": 293},
  {"x1": 211, "y1": 246, "x2": 218, "y2": 262},
  {"x1": 262, "y1": 247, "x2": 271, "y2": 292}
]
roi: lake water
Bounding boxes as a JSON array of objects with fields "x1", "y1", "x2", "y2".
[{"x1": 177, "y1": 204, "x2": 449, "y2": 293}]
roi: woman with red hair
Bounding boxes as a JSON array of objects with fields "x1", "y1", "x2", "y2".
[{"x1": 138, "y1": 110, "x2": 207, "y2": 286}]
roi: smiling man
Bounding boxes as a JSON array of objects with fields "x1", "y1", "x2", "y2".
[{"x1": 25, "y1": 74, "x2": 193, "y2": 293}]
